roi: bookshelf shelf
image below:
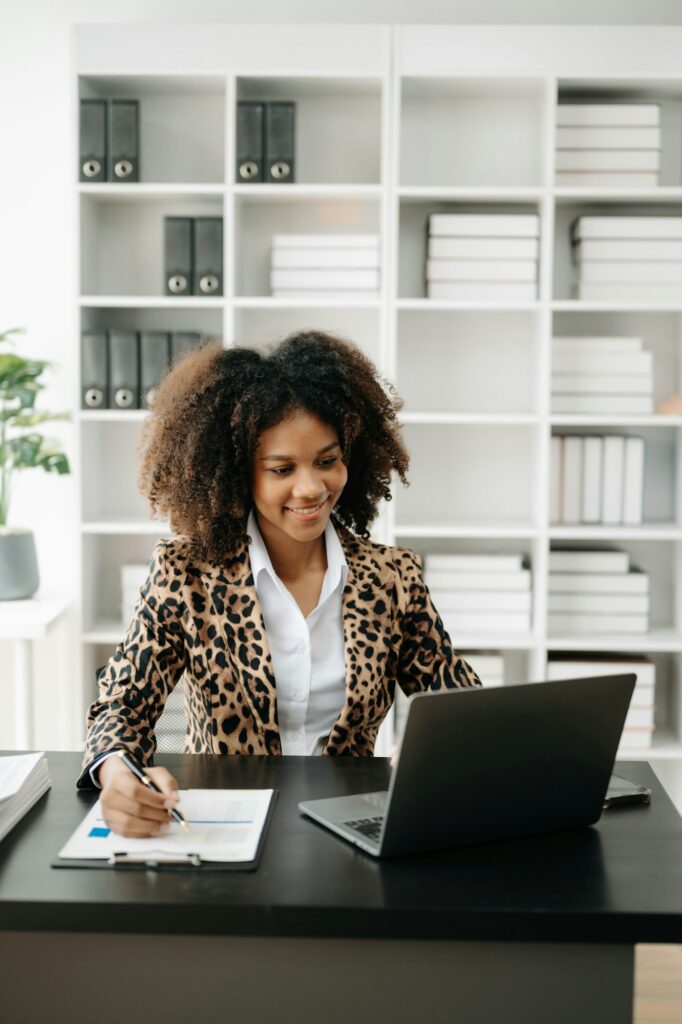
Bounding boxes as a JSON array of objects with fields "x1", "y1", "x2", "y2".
[
  {"x1": 550, "y1": 416, "x2": 682, "y2": 428},
  {"x1": 400, "y1": 412, "x2": 540, "y2": 426},
  {"x1": 546, "y1": 630, "x2": 682, "y2": 653},
  {"x1": 553, "y1": 188, "x2": 682, "y2": 203},
  {"x1": 232, "y1": 296, "x2": 381, "y2": 310},
  {"x1": 396, "y1": 299, "x2": 542, "y2": 312},
  {"x1": 233, "y1": 184, "x2": 382, "y2": 200},
  {"x1": 79, "y1": 183, "x2": 226, "y2": 200},
  {"x1": 398, "y1": 186, "x2": 545, "y2": 201},
  {"x1": 81, "y1": 521, "x2": 170, "y2": 535},
  {"x1": 394, "y1": 523, "x2": 539, "y2": 539},
  {"x1": 549, "y1": 525, "x2": 682, "y2": 541},
  {"x1": 79, "y1": 410, "x2": 148, "y2": 423},
  {"x1": 79, "y1": 296, "x2": 225, "y2": 309}
]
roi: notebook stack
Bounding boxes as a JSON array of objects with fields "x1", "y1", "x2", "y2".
[
  {"x1": 551, "y1": 434, "x2": 645, "y2": 525},
  {"x1": 426, "y1": 213, "x2": 539, "y2": 301},
  {"x1": 556, "y1": 103, "x2": 661, "y2": 188},
  {"x1": 551, "y1": 336, "x2": 653, "y2": 415},
  {"x1": 548, "y1": 550, "x2": 649, "y2": 635},
  {"x1": 0, "y1": 753, "x2": 51, "y2": 844},
  {"x1": 547, "y1": 653, "x2": 655, "y2": 751},
  {"x1": 460, "y1": 651, "x2": 505, "y2": 688},
  {"x1": 572, "y1": 216, "x2": 682, "y2": 302},
  {"x1": 270, "y1": 234, "x2": 380, "y2": 299},
  {"x1": 424, "y1": 552, "x2": 532, "y2": 635}
]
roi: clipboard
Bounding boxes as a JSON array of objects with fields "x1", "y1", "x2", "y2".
[{"x1": 52, "y1": 790, "x2": 277, "y2": 873}]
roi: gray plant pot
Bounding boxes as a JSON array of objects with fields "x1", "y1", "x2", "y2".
[{"x1": 0, "y1": 528, "x2": 40, "y2": 600}]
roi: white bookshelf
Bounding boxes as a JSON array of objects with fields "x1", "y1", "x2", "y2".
[{"x1": 73, "y1": 23, "x2": 682, "y2": 763}]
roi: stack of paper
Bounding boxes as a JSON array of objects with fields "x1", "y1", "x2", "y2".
[
  {"x1": 426, "y1": 213, "x2": 539, "y2": 301},
  {"x1": 547, "y1": 652, "x2": 655, "y2": 750},
  {"x1": 572, "y1": 216, "x2": 682, "y2": 301},
  {"x1": 0, "y1": 752, "x2": 51, "y2": 844},
  {"x1": 548, "y1": 550, "x2": 649, "y2": 635},
  {"x1": 460, "y1": 650, "x2": 505, "y2": 687},
  {"x1": 556, "y1": 104, "x2": 661, "y2": 187},
  {"x1": 551, "y1": 434, "x2": 645, "y2": 525},
  {"x1": 551, "y1": 337, "x2": 653, "y2": 415},
  {"x1": 270, "y1": 234, "x2": 380, "y2": 298},
  {"x1": 425, "y1": 552, "x2": 532, "y2": 634}
]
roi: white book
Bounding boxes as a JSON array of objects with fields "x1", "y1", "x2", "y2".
[
  {"x1": 425, "y1": 568, "x2": 531, "y2": 591},
  {"x1": 425, "y1": 553, "x2": 524, "y2": 572},
  {"x1": 575, "y1": 240, "x2": 682, "y2": 260},
  {"x1": 433, "y1": 591, "x2": 532, "y2": 612},
  {"x1": 271, "y1": 234, "x2": 379, "y2": 249},
  {"x1": 548, "y1": 549, "x2": 629, "y2": 573},
  {"x1": 622, "y1": 437, "x2": 645, "y2": 526},
  {"x1": 556, "y1": 150, "x2": 660, "y2": 172},
  {"x1": 271, "y1": 269, "x2": 379, "y2": 289},
  {"x1": 556, "y1": 104, "x2": 660, "y2": 127},
  {"x1": 551, "y1": 374, "x2": 652, "y2": 395},
  {"x1": 557, "y1": 172, "x2": 659, "y2": 187},
  {"x1": 547, "y1": 653, "x2": 655, "y2": 686},
  {"x1": 427, "y1": 281, "x2": 537, "y2": 301},
  {"x1": 561, "y1": 436, "x2": 582, "y2": 525},
  {"x1": 577, "y1": 282, "x2": 682, "y2": 301},
  {"x1": 624, "y1": 706, "x2": 656, "y2": 729},
  {"x1": 548, "y1": 612, "x2": 648, "y2": 634},
  {"x1": 556, "y1": 126, "x2": 661, "y2": 149},
  {"x1": 553, "y1": 336, "x2": 642, "y2": 352},
  {"x1": 581, "y1": 436, "x2": 603, "y2": 524},
  {"x1": 548, "y1": 593, "x2": 650, "y2": 614},
  {"x1": 426, "y1": 259, "x2": 537, "y2": 282},
  {"x1": 442, "y1": 612, "x2": 531, "y2": 633},
  {"x1": 551, "y1": 394, "x2": 654, "y2": 415},
  {"x1": 428, "y1": 237, "x2": 539, "y2": 260},
  {"x1": 550, "y1": 435, "x2": 562, "y2": 524},
  {"x1": 602, "y1": 436, "x2": 626, "y2": 525},
  {"x1": 580, "y1": 262, "x2": 682, "y2": 284},
  {"x1": 549, "y1": 570, "x2": 649, "y2": 594},
  {"x1": 428, "y1": 213, "x2": 539, "y2": 238},
  {"x1": 619, "y1": 728, "x2": 653, "y2": 750},
  {"x1": 552, "y1": 349, "x2": 651, "y2": 375},
  {"x1": 0, "y1": 753, "x2": 51, "y2": 844},
  {"x1": 271, "y1": 248, "x2": 380, "y2": 269},
  {"x1": 572, "y1": 217, "x2": 682, "y2": 241}
]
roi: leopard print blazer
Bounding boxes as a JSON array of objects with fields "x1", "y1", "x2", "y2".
[{"x1": 78, "y1": 525, "x2": 481, "y2": 787}]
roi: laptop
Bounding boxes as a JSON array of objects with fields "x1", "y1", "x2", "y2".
[{"x1": 299, "y1": 673, "x2": 636, "y2": 858}]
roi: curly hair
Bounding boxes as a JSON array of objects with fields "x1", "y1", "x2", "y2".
[{"x1": 138, "y1": 331, "x2": 410, "y2": 561}]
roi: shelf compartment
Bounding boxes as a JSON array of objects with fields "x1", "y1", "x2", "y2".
[
  {"x1": 232, "y1": 305, "x2": 381, "y2": 366},
  {"x1": 81, "y1": 533, "x2": 161, "y2": 635},
  {"x1": 399, "y1": 77, "x2": 546, "y2": 188}
]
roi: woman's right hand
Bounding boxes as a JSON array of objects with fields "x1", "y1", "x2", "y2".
[{"x1": 98, "y1": 755, "x2": 180, "y2": 838}]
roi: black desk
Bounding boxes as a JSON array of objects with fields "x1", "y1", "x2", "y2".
[{"x1": 1, "y1": 753, "x2": 681, "y2": 1024}]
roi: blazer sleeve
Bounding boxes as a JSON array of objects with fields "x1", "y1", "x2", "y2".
[
  {"x1": 395, "y1": 549, "x2": 482, "y2": 696},
  {"x1": 77, "y1": 540, "x2": 189, "y2": 788}
]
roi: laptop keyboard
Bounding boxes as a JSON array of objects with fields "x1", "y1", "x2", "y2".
[{"x1": 344, "y1": 815, "x2": 384, "y2": 842}]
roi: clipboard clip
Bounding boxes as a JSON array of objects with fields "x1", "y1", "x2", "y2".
[{"x1": 109, "y1": 851, "x2": 202, "y2": 867}]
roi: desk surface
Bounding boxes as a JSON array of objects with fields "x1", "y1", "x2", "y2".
[{"x1": 1, "y1": 753, "x2": 681, "y2": 943}]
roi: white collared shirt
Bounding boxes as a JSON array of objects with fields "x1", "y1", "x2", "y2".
[{"x1": 247, "y1": 510, "x2": 348, "y2": 755}]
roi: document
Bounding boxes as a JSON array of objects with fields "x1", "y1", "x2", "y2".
[{"x1": 57, "y1": 789, "x2": 274, "y2": 866}]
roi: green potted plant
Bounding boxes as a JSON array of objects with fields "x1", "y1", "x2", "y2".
[{"x1": 0, "y1": 326, "x2": 70, "y2": 599}]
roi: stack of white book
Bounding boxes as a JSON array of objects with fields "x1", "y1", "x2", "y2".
[
  {"x1": 547, "y1": 652, "x2": 655, "y2": 750},
  {"x1": 548, "y1": 549, "x2": 649, "y2": 635},
  {"x1": 551, "y1": 336, "x2": 653, "y2": 415},
  {"x1": 425, "y1": 552, "x2": 532, "y2": 635},
  {"x1": 460, "y1": 650, "x2": 505, "y2": 687},
  {"x1": 556, "y1": 104, "x2": 661, "y2": 187},
  {"x1": 270, "y1": 234, "x2": 380, "y2": 299},
  {"x1": 0, "y1": 753, "x2": 51, "y2": 844},
  {"x1": 551, "y1": 434, "x2": 645, "y2": 525},
  {"x1": 572, "y1": 216, "x2": 682, "y2": 302},
  {"x1": 426, "y1": 213, "x2": 539, "y2": 302}
]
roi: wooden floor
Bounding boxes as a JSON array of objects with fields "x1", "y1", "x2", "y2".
[{"x1": 635, "y1": 945, "x2": 682, "y2": 1023}]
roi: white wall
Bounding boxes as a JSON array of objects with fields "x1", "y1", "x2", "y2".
[{"x1": 1, "y1": 0, "x2": 682, "y2": 754}]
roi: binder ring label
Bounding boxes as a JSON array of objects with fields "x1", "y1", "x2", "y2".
[
  {"x1": 83, "y1": 160, "x2": 101, "y2": 178},
  {"x1": 115, "y1": 388, "x2": 134, "y2": 409},
  {"x1": 270, "y1": 161, "x2": 291, "y2": 180},
  {"x1": 239, "y1": 160, "x2": 259, "y2": 180},
  {"x1": 84, "y1": 388, "x2": 103, "y2": 408},
  {"x1": 168, "y1": 275, "x2": 188, "y2": 294},
  {"x1": 199, "y1": 275, "x2": 220, "y2": 294},
  {"x1": 114, "y1": 159, "x2": 134, "y2": 179}
]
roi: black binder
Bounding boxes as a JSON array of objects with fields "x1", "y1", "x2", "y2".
[
  {"x1": 79, "y1": 99, "x2": 107, "y2": 182},
  {"x1": 80, "y1": 332, "x2": 108, "y2": 409},
  {"x1": 236, "y1": 101, "x2": 264, "y2": 182},
  {"x1": 193, "y1": 217, "x2": 223, "y2": 295},
  {"x1": 139, "y1": 331, "x2": 170, "y2": 409},
  {"x1": 170, "y1": 332, "x2": 203, "y2": 364},
  {"x1": 108, "y1": 99, "x2": 139, "y2": 182},
  {"x1": 164, "y1": 217, "x2": 193, "y2": 296},
  {"x1": 108, "y1": 330, "x2": 139, "y2": 409},
  {"x1": 265, "y1": 102, "x2": 295, "y2": 183}
]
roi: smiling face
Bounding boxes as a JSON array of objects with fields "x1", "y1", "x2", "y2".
[{"x1": 251, "y1": 408, "x2": 348, "y2": 552}]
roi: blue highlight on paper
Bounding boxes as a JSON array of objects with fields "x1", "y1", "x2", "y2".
[{"x1": 89, "y1": 826, "x2": 111, "y2": 837}]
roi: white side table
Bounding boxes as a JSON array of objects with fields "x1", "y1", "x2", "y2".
[{"x1": 0, "y1": 596, "x2": 70, "y2": 749}]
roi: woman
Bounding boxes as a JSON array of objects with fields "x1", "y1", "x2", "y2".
[{"x1": 79, "y1": 331, "x2": 480, "y2": 836}]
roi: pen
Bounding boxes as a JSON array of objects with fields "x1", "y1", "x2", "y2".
[{"x1": 117, "y1": 750, "x2": 190, "y2": 831}]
